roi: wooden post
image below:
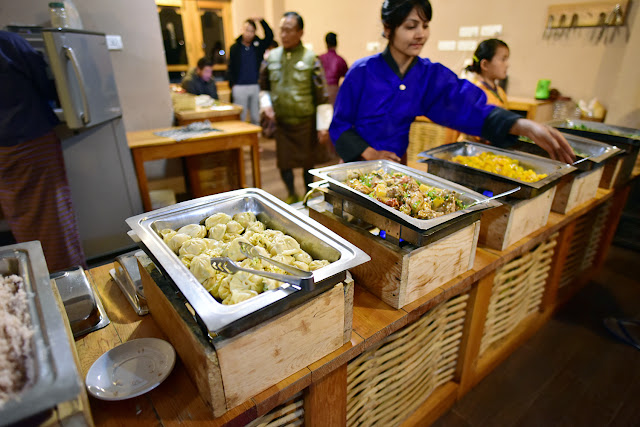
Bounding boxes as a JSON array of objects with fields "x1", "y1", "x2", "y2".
[
  {"x1": 541, "y1": 220, "x2": 576, "y2": 315},
  {"x1": 592, "y1": 185, "x2": 631, "y2": 271},
  {"x1": 455, "y1": 272, "x2": 495, "y2": 398},
  {"x1": 304, "y1": 364, "x2": 347, "y2": 427}
]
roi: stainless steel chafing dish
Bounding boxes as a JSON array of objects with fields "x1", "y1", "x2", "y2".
[
  {"x1": 0, "y1": 241, "x2": 81, "y2": 426},
  {"x1": 419, "y1": 141, "x2": 577, "y2": 199},
  {"x1": 309, "y1": 160, "x2": 501, "y2": 232},
  {"x1": 126, "y1": 188, "x2": 369, "y2": 339},
  {"x1": 549, "y1": 119, "x2": 639, "y2": 183},
  {"x1": 511, "y1": 134, "x2": 623, "y2": 171},
  {"x1": 549, "y1": 119, "x2": 640, "y2": 143}
]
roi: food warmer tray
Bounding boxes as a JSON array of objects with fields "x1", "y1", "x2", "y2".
[
  {"x1": 309, "y1": 160, "x2": 501, "y2": 233},
  {"x1": 548, "y1": 119, "x2": 640, "y2": 147},
  {"x1": 126, "y1": 188, "x2": 370, "y2": 339},
  {"x1": 51, "y1": 265, "x2": 110, "y2": 337},
  {"x1": 511, "y1": 134, "x2": 623, "y2": 171},
  {"x1": 418, "y1": 141, "x2": 577, "y2": 199},
  {"x1": 0, "y1": 241, "x2": 81, "y2": 426}
]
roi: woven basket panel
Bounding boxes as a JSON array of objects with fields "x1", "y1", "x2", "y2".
[
  {"x1": 247, "y1": 393, "x2": 304, "y2": 427},
  {"x1": 346, "y1": 294, "x2": 469, "y2": 427},
  {"x1": 480, "y1": 234, "x2": 558, "y2": 356},
  {"x1": 407, "y1": 120, "x2": 459, "y2": 165},
  {"x1": 559, "y1": 200, "x2": 611, "y2": 288}
]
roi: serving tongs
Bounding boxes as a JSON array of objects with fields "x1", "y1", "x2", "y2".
[{"x1": 209, "y1": 242, "x2": 315, "y2": 291}]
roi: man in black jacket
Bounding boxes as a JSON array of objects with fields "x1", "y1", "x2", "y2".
[
  {"x1": 227, "y1": 18, "x2": 273, "y2": 124},
  {"x1": 181, "y1": 57, "x2": 218, "y2": 99}
]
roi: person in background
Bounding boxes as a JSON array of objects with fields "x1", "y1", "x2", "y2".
[
  {"x1": 181, "y1": 57, "x2": 218, "y2": 99},
  {"x1": 259, "y1": 40, "x2": 279, "y2": 138},
  {"x1": 458, "y1": 38, "x2": 510, "y2": 143},
  {"x1": 466, "y1": 38, "x2": 509, "y2": 108},
  {"x1": 0, "y1": 30, "x2": 86, "y2": 272},
  {"x1": 319, "y1": 32, "x2": 349, "y2": 105},
  {"x1": 228, "y1": 17, "x2": 274, "y2": 124},
  {"x1": 259, "y1": 12, "x2": 333, "y2": 204},
  {"x1": 330, "y1": 0, "x2": 575, "y2": 165}
]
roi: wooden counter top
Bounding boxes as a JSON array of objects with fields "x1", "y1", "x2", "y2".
[{"x1": 76, "y1": 186, "x2": 618, "y2": 426}]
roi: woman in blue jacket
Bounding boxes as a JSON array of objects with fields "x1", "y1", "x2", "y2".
[{"x1": 330, "y1": 0, "x2": 575, "y2": 165}]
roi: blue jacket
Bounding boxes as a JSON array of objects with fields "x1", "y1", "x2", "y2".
[{"x1": 330, "y1": 48, "x2": 519, "y2": 161}]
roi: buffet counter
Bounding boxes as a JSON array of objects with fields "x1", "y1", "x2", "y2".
[{"x1": 75, "y1": 178, "x2": 633, "y2": 426}]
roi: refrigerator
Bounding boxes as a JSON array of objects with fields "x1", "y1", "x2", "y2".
[{"x1": 15, "y1": 27, "x2": 143, "y2": 260}]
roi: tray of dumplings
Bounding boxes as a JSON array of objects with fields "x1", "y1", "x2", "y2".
[{"x1": 126, "y1": 188, "x2": 370, "y2": 338}]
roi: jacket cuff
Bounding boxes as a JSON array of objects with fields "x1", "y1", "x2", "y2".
[
  {"x1": 481, "y1": 107, "x2": 522, "y2": 148},
  {"x1": 316, "y1": 104, "x2": 333, "y2": 131},
  {"x1": 335, "y1": 129, "x2": 370, "y2": 162}
]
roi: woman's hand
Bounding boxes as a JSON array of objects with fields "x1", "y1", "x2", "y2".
[
  {"x1": 510, "y1": 119, "x2": 575, "y2": 164},
  {"x1": 361, "y1": 147, "x2": 401, "y2": 162}
]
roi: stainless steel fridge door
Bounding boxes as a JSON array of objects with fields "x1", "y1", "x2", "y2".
[{"x1": 42, "y1": 29, "x2": 122, "y2": 129}]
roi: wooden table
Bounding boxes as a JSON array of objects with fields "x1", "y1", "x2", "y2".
[
  {"x1": 175, "y1": 102, "x2": 243, "y2": 126},
  {"x1": 76, "y1": 180, "x2": 631, "y2": 426},
  {"x1": 507, "y1": 96, "x2": 554, "y2": 122},
  {"x1": 127, "y1": 121, "x2": 262, "y2": 211}
]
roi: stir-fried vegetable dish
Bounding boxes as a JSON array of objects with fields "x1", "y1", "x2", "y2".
[
  {"x1": 452, "y1": 151, "x2": 547, "y2": 183},
  {"x1": 345, "y1": 169, "x2": 465, "y2": 219},
  {"x1": 570, "y1": 123, "x2": 640, "y2": 140}
]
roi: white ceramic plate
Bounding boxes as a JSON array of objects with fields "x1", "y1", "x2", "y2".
[{"x1": 85, "y1": 338, "x2": 176, "y2": 401}]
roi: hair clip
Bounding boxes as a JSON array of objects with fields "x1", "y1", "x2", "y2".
[{"x1": 473, "y1": 55, "x2": 479, "y2": 62}]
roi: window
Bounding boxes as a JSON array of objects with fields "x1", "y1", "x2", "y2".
[{"x1": 156, "y1": 0, "x2": 232, "y2": 79}]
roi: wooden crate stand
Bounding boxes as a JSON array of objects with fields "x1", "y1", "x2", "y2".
[
  {"x1": 346, "y1": 293, "x2": 469, "y2": 426},
  {"x1": 479, "y1": 234, "x2": 558, "y2": 356},
  {"x1": 139, "y1": 259, "x2": 354, "y2": 418},
  {"x1": 309, "y1": 208, "x2": 479, "y2": 309},
  {"x1": 479, "y1": 187, "x2": 556, "y2": 251},
  {"x1": 551, "y1": 167, "x2": 604, "y2": 214}
]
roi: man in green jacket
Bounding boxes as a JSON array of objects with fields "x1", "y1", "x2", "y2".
[{"x1": 259, "y1": 11, "x2": 332, "y2": 204}]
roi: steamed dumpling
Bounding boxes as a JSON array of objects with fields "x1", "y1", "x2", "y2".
[
  {"x1": 232, "y1": 212, "x2": 256, "y2": 229},
  {"x1": 205, "y1": 213, "x2": 231, "y2": 230},
  {"x1": 309, "y1": 260, "x2": 330, "y2": 271},
  {"x1": 272, "y1": 254, "x2": 295, "y2": 266},
  {"x1": 179, "y1": 253, "x2": 195, "y2": 269},
  {"x1": 225, "y1": 220, "x2": 245, "y2": 235},
  {"x1": 270, "y1": 236, "x2": 301, "y2": 256},
  {"x1": 179, "y1": 238, "x2": 212, "y2": 257},
  {"x1": 293, "y1": 261, "x2": 310, "y2": 271},
  {"x1": 224, "y1": 289, "x2": 258, "y2": 305},
  {"x1": 167, "y1": 233, "x2": 191, "y2": 253},
  {"x1": 223, "y1": 237, "x2": 250, "y2": 262},
  {"x1": 190, "y1": 254, "x2": 217, "y2": 284},
  {"x1": 177, "y1": 224, "x2": 206, "y2": 238},
  {"x1": 208, "y1": 223, "x2": 227, "y2": 240},
  {"x1": 293, "y1": 251, "x2": 313, "y2": 264}
]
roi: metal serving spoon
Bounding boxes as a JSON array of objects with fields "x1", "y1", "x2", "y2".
[{"x1": 465, "y1": 186, "x2": 522, "y2": 209}]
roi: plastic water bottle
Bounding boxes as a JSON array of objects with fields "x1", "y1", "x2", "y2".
[
  {"x1": 64, "y1": 0, "x2": 84, "y2": 29},
  {"x1": 49, "y1": 2, "x2": 69, "y2": 28}
]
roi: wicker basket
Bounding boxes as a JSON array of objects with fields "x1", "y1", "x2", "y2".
[
  {"x1": 407, "y1": 119, "x2": 459, "y2": 166},
  {"x1": 479, "y1": 233, "x2": 558, "y2": 356},
  {"x1": 559, "y1": 199, "x2": 612, "y2": 288},
  {"x1": 247, "y1": 393, "x2": 304, "y2": 427},
  {"x1": 346, "y1": 293, "x2": 469, "y2": 427}
]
